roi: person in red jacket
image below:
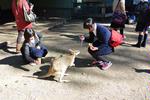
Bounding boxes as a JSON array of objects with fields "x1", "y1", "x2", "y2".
[{"x1": 12, "y1": 0, "x2": 33, "y2": 53}]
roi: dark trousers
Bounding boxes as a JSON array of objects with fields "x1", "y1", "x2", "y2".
[
  {"x1": 88, "y1": 48, "x2": 109, "y2": 62},
  {"x1": 30, "y1": 45, "x2": 48, "y2": 59}
]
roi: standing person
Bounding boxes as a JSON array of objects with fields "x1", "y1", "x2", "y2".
[
  {"x1": 12, "y1": 0, "x2": 33, "y2": 53},
  {"x1": 21, "y1": 28, "x2": 48, "y2": 65},
  {"x1": 80, "y1": 18, "x2": 114, "y2": 70},
  {"x1": 110, "y1": 0, "x2": 126, "y2": 38},
  {"x1": 132, "y1": 0, "x2": 150, "y2": 48}
]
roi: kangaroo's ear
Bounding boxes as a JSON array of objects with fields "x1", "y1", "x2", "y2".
[
  {"x1": 68, "y1": 49, "x2": 73, "y2": 52},
  {"x1": 68, "y1": 49, "x2": 74, "y2": 55}
]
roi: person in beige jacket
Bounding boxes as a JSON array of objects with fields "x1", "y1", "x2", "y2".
[{"x1": 111, "y1": 0, "x2": 126, "y2": 38}]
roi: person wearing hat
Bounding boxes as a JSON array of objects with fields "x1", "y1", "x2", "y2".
[
  {"x1": 80, "y1": 18, "x2": 114, "y2": 70},
  {"x1": 21, "y1": 28, "x2": 48, "y2": 65}
]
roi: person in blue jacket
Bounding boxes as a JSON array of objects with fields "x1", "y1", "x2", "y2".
[
  {"x1": 80, "y1": 18, "x2": 114, "y2": 70},
  {"x1": 21, "y1": 28, "x2": 48, "y2": 65}
]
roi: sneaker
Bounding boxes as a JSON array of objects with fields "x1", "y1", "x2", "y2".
[
  {"x1": 97, "y1": 61, "x2": 104, "y2": 66},
  {"x1": 122, "y1": 34, "x2": 126, "y2": 39},
  {"x1": 92, "y1": 60, "x2": 103, "y2": 65},
  {"x1": 101, "y1": 61, "x2": 112, "y2": 70},
  {"x1": 91, "y1": 60, "x2": 98, "y2": 65}
]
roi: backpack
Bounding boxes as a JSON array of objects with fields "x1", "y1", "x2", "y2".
[{"x1": 109, "y1": 29, "x2": 123, "y2": 47}]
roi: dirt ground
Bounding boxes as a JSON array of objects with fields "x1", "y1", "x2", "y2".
[{"x1": 0, "y1": 19, "x2": 150, "y2": 100}]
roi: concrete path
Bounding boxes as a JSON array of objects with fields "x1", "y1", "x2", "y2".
[{"x1": 0, "y1": 19, "x2": 149, "y2": 100}]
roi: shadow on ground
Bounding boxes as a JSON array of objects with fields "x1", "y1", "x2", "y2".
[
  {"x1": 75, "y1": 57, "x2": 94, "y2": 68},
  {"x1": 133, "y1": 68, "x2": 150, "y2": 74},
  {"x1": 33, "y1": 65, "x2": 56, "y2": 81},
  {"x1": 60, "y1": 33, "x2": 79, "y2": 42},
  {"x1": 0, "y1": 55, "x2": 29, "y2": 71},
  {"x1": 0, "y1": 42, "x2": 16, "y2": 54},
  {"x1": 32, "y1": 57, "x2": 94, "y2": 81},
  {"x1": 32, "y1": 57, "x2": 56, "y2": 81}
]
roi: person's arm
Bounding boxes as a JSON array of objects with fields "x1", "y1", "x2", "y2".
[
  {"x1": 97, "y1": 40, "x2": 109, "y2": 50},
  {"x1": 24, "y1": 44, "x2": 35, "y2": 63},
  {"x1": 35, "y1": 32, "x2": 43, "y2": 46},
  {"x1": 112, "y1": 0, "x2": 117, "y2": 12},
  {"x1": 36, "y1": 32, "x2": 43, "y2": 41},
  {"x1": 11, "y1": 0, "x2": 16, "y2": 16},
  {"x1": 84, "y1": 32, "x2": 95, "y2": 43},
  {"x1": 96, "y1": 27, "x2": 111, "y2": 50},
  {"x1": 23, "y1": 0, "x2": 33, "y2": 13}
]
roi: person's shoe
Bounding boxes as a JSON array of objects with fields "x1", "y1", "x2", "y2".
[
  {"x1": 16, "y1": 44, "x2": 22, "y2": 53},
  {"x1": 97, "y1": 61, "x2": 104, "y2": 66},
  {"x1": 91, "y1": 60, "x2": 98, "y2": 65},
  {"x1": 92, "y1": 60, "x2": 103, "y2": 65},
  {"x1": 122, "y1": 34, "x2": 126, "y2": 39},
  {"x1": 132, "y1": 35, "x2": 143, "y2": 48},
  {"x1": 141, "y1": 42, "x2": 146, "y2": 47},
  {"x1": 132, "y1": 43, "x2": 141, "y2": 48},
  {"x1": 101, "y1": 61, "x2": 112, "y2": 70},
  {"x1": 141, "y1": 34, "x2": 148, "y2": 47}
]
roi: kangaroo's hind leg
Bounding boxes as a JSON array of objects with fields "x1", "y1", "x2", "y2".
[{"x1": 56, "y1": 70, "x2": 70, "y2": 83}]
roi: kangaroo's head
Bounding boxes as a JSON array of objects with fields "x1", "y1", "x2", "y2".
[{"x1": 68, "y1": 49, "x2": 80, "y2": 56}]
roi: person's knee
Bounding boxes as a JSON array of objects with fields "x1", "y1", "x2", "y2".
[{"x1": 40, "y1": 45, "x2": 48, "y2": 57}]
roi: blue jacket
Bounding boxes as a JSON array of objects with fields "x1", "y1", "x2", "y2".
[{"x1": 85, "y1": 23, "x2": 113, "y2": 56}]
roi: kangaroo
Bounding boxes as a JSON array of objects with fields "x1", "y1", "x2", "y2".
[{"x1": 38, "y1": 49, "x2": 80, "y2": 82}]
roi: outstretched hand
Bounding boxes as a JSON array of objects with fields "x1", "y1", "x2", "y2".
[
  {"x1": 79, "y1": 35, "x2": 85, "y2": 41},
  {"x1": 89, "y1": 43, "x2": 98, "y2": 51}
]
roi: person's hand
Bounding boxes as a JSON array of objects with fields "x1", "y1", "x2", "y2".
[
  {"x1": 90, "y1": 46, "x2": 98, "y2": 51},
  {"x1": 79, "y1": 35, "x2": 85, "y2": 41},
  {"x1": 36, "y1": 45, "x2": 41, "y2": 49},
  {"x1": 34, "y1": 59, "x2": 41, "y2": 65},
  {"x1": 89, "y1": 43, "x2": 98, "y2": 51}
]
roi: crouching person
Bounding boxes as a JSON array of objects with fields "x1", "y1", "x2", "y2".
[
  {"x1": 21, "y1": 28, "x2": 48, "y2": 65},
  {"x1": 80, "y1": 18, "x2": 114, "y2": 70}
]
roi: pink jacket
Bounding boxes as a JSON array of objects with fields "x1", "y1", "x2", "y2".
[{"x1": 12, "y1": 0, "x2": 32, "y2": 30}]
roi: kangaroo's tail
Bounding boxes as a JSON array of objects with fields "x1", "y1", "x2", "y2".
[{"x1": 38, "y1": 67, "x2": 56, "y2": 78}]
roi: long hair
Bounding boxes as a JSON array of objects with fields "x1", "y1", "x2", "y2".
[{"x1": 24, "y1": 28, "x2": 36, "y2": 43}]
